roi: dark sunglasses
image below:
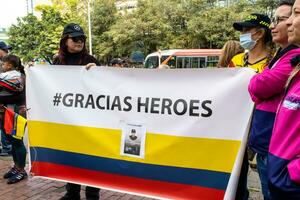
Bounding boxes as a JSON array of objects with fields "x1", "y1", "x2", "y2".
[{"x1": 70, "y1": 36, "x2": 86, "y2": 43}]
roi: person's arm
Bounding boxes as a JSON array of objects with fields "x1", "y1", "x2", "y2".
[
  {"x1": 248, "y1": 52, "x2": 298, "y2": 100},
  {"x1": 0, "y1": 93, "x2": 23, "y2": 105},
  {"x1": 287, "y1": 115, "x2": 300, "y2": 184},
  {"x1": 285, "y1": 88, "x2": 300, "y2": 184},
  {"x1": 0, "y1": 78, "x2": 23, "y2": 92},
  {"x1": 52, "y1": 55, "x2": 60, "y2": 65},
  {"x1": 288, "y1": 158, "x2": 300, "y2": 184},
  {"x1": 0, "y1": 73, "x2": 25, "y2": 105}
]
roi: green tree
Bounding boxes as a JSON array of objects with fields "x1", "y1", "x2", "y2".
[
  {"x1": 35, "y1": 5, "x2": 66, "y2": 63},
  {"x1": 256, "y1": 0, "x2": 278, "y2": 17},
  {"x1": 51, "y1": 0, "x2": 85, "y2": 25},
  {"x1": 187, "y1": 1, "x2": 255, "y2": 48},
  {"x1": 8, "y1": 6, "x2": 65, "y2": 63},
  {"x1": 7, "y1": 0, "x2": 279, "y2": 63},
  {"x1": 91, "y1": 0, "x2": 118, "y2": 61},
  {"x1": 8, "y1": 14, "x2": 43, "y2": 62}
]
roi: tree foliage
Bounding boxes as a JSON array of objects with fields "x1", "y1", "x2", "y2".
[
  {"x1": 92, "y1": 0, "x2": 277, "y2": 60},
  {"x1": 7, "y1": 0, "x2": 278, "y2": 63},
  {"x1": 8, "y1": 5, "x2": 65, "y2": 63}
]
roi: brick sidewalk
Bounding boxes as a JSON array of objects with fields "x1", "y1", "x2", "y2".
[{"x1": 0, "y1": 157, "x2": 262, "y2": 200}]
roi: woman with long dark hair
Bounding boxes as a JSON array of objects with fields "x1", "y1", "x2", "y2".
[{"x1": 54, "y1": 23, "x2": 100, "y2": 200}]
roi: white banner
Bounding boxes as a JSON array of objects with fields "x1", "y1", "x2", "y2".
[{"x1": 26, "y1": 66, "x2": 254, "y2": 200}]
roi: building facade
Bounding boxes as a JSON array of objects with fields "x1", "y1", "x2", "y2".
[{"x1": 115, "y1": 0, "x2": 137, "y2": 12}]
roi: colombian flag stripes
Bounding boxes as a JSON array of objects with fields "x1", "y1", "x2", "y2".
[
  {"x1": 26, "y1": 66, "x2": 255, "y2": 199},
  {"x1": 4, "y1": 108, "x2": 27, "y2": 140}
]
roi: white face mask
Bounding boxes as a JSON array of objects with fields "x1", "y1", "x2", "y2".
[{"x1": 239, "y1": 33, "x2": 257, "y2": 50}]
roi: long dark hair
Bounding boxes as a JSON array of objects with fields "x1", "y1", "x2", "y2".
[{"x1": 57, "y1": 35, "x2": 89, "y2": 65}]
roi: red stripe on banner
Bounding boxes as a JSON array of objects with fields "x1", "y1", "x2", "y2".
[{"x1": 31, "y1": 161, "x2": 225, "y2": 200}]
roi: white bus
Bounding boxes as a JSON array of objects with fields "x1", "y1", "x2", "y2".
[{"x1": 144, "y1": 49, "x2": 222, "y2": 69}]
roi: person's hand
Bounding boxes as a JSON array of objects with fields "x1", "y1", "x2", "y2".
[
  {"x1": 18, "y1": 105, "x2": 27, "y2": 118},
  {"x1": 85, "y1": 63, "x2": 97, "y2": 70},
  {"x1": 25, "y1": 61, "x2": 34, "y2": 68}
]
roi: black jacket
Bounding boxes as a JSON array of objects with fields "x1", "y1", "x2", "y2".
[{"x1": 53, "y1": 52, "x2": 100, "y2": 66}]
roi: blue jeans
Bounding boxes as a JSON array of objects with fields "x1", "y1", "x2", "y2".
[
  {"x1": 1, "y1": 129, "x2": 12, "y2": 153},
  {"x1": 257, "y1": 153, "x2": 271, "y2": 200},
  {"x1": 269, "y1": 183, "x2": 300, "y2": 200}
]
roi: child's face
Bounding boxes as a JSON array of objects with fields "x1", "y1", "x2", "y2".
[{"x1": 1, "y1": 62, "x2": 13, "y2": 72}]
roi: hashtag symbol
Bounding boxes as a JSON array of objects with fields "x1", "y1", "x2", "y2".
[{"x1": 53, "y1": 93, "x2": 62, "y2": 106}]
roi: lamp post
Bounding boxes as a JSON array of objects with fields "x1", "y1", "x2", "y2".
[
  {"x1": 88, "y1": 0, "x2": 93, "y2": 55},
  {"x1": 26, "y1": 0, "x2": 34, "y2": 14}
]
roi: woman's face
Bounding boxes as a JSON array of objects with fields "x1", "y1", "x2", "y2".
[
  {"x1": 65, "y1": 36, "x2": 85, "y2": 53},
  {"x1": 287, "y1": 0, "x2": 300, "y2": 46}
]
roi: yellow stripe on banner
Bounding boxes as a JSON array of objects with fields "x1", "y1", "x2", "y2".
[{"x1": 28, "y1": 121, "x2": 241, "y2": 173}]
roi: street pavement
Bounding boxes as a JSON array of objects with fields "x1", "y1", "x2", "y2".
[{"x1": 0, "y1": 156, "x2": 263, "y2": 200}]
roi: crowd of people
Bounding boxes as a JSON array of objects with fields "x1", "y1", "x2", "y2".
[
  {"x1": 219, "y1": 0, "x2": 300, "y2": 199},
  {"x1": 0, "y1": 0, "x2": 300, "y2": 199}
]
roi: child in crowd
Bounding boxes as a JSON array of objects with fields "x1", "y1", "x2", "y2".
[
  {"x1": 0, "y1": 55, "x2": 24, "y2": 95},
  {"x1": 0, "y1": 54, "x2": 27, "y2": 184}
]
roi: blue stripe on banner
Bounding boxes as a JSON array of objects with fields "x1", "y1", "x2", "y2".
[{"x1": 30, "y1": 147, "x2": 230, "y2": 190}]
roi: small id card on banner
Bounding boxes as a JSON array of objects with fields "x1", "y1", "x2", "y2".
[{"x1": 120, "y1": 122, "x2": 146, "y2": 159}]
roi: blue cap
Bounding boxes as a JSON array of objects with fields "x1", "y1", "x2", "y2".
[{"x1": 0, "y1": 41, "x2": 12, "y2": 51}]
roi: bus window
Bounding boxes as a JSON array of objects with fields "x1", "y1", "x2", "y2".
[
  {"x1": 144, "y1": 49, "x2": 222, "y2": 69},
  {"x1": 199, "y1": 57, "x2": 206, "y2": 68},
  {"x1": 161, "y1": 56, "x2": 169, "y2": 64},
  {"x1": 144, "y1": 56, "x2": 158, "y2": 68},
  {"x1": 167, "y1": 56, "x2": 176, "y2": 68},
  {"x1": 184, "y1": 57, "x2": 191, "y2": 68},
  {"x1": 190, "y1": 57, "x2": 206, "y2": 68},
  {"x1": 176, "y1": 57, "x2": 184, "y2": 68},
  {"x1": 191, "y1": 57, "x2": 199, "y2": 68},
  {"x1": 207, "y1": 56, "x2": 219, "y2": 67}
]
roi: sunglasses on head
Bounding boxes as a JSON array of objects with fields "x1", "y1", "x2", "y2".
[{"x1": 70, "y1": 36, "x2": 86, "y2": 42}]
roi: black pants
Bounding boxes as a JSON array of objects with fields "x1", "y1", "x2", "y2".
[
  {"x1": 65, "y1": 183, "x2": 100, "y2": 200},
  {"x1": 235, "y1": 150, "x2": 249, "y2": 200},
  {"x1": 7, "y1": 135, "x2": 26, "y2": 169}
]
